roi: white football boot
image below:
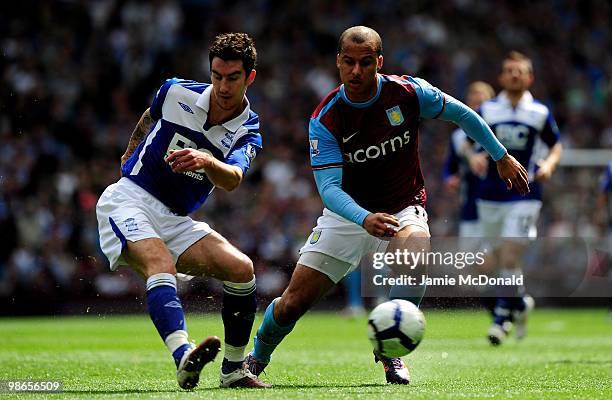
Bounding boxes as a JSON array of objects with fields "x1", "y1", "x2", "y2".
[{"x1": 513, "y1": 295, "x2": 535, "y2": 341}]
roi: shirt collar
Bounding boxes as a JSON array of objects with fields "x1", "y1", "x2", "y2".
[
  {"x1": 195, "y1": 85, "x2": 212, "y2": 112},
  {"x1": 498, "y1": 90, "x2": 533, "y2": 107},
  {"x1": 195, "y1": 85, "x2": 251, "y2": 132},
  {"x1": 340, "y1": 74, "x2": 383, "y2": 108}
]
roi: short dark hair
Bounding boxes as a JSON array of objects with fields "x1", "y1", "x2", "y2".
[
  {"x1": 209, "y1": 33, "x2": 257, "y2": 74},
  {"x1": 338, "y1": 26, "x2": 383, "y2": 56}
]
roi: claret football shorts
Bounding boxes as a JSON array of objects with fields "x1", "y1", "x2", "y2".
[
  {"x1": 96, "y1": 178, "x2": 212, "y2": 270},
  {"x1": 298, "y1": 205, "x2": 430, "y2": 283}
]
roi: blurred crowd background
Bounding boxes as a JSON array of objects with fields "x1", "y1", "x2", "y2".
[{"x1": 1, "y1": 0, "x2": 611, "y2": 314}]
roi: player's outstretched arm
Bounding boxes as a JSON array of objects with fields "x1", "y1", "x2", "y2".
[
  {"x1": 165, "y1": 149, "x2": 243, "y2": 191},
  {"x1": 121, "y1": 108, "x2": 156, "y2": 166},
  {"x1": 535, "y1": 142, "x2": 562, "y2": 182},
  {"x1": 436, "y1": 95, "x2": 529, "y2": 194},
  {"x1": 495, "y1": 153, "x2": 530, "y2": 195}
]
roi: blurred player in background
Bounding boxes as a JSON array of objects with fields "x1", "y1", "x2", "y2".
[
  {"x1": 443, "y1": 81, "x2": 496, "y2": 314},
  {"x1": 443, "y1": 81, "x2": 495, "y2": 237},
  {"x1": 598, "y1": 162, "x2": 612, "y2": 239},
  {"x1": 470, "y1": 51, "x2": 563, "y2": 345},
  {"x1": 342, "y1": 269, "x2": 366, "y2": 317},
  {"x1": 596, "y1": 162, "x2": 612, "y2": 317},
  {"x1": 96, "y1": 33, "x2": 269, "y2": 389},
  {"x1": 246, "y1": 26, "x2": 528, "y2": 385}
]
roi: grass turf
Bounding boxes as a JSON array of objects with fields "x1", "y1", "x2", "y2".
[{"x1": 0, "y1": 308, "x2": 611, "y2": 399}]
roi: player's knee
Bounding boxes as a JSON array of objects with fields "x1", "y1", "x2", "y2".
[
  {"x1": 227, "y1": 254, "x2": 254, "y2": 283},
  {"x1": 141, "y1": 262, "x2": 177, "y2": 278}
]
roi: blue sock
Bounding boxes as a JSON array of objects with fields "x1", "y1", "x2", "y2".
[
  {"x1": 493, "y1": 297, "x2": 512, "y2": 326},
  {"x1": 492, "y1": 267, "x2": 526, "y2": 325},
  {"x1": 146, "y1": 273, "x2": 190, "y2": 367},
  {"x1": 221, "y1": 278, "x2": 257, "y2": 374},
  {"x1": 345, "y1": 269, "x2": 363, "y2": 308},
  {"x1": 252, "y1": 298, "x2": 296, "y2": 363},
  {"x1": 389, "y1": 282, "x2": 426, "y2": 307}
]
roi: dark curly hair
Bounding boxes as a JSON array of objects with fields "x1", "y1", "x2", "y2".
[{"x1": 209, "y1": 33, "x2": 257, "y2": 75}]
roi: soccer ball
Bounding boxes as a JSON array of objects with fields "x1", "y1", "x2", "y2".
[{"x1": 367, "y1": 299, "x2": 426, "y2": 358}]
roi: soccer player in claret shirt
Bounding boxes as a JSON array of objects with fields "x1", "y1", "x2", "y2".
[
  {"x1": 96, "y1": 33, "x2": 270, "y2": 389},
  {"x1": 470, "y1": 52, "x2": 563, "y2": 346},
  {"x1": 245, "y1": 26, "x2": 529, "y2": 385}
]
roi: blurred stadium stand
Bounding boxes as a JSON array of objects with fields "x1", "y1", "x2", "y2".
[{"x1": 1, "y1": 0, "x2": 610, "y2": 314}]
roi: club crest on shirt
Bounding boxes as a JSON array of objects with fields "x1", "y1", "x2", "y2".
[
  {"x1": 124, "y1": 218, "x2": 138, "y2": 232},
  {"x1": 386, "y1": 105, "x2": 404, "y2": 126},
  {"x1": 310, "y1": 230, "x2": 322, "y2": 244},
  {"x1": 221, "y1": 131, "x2": 236, "y2": 149}
]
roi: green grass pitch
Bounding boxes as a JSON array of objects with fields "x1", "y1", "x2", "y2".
[{"x1": 1, "y1": 308, "x2": 611, "y2": 399}]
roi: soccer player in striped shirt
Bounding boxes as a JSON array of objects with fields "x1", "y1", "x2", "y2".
[
  {"x1": 96, "y1": 33, "x2": 269, "y2": 389},
  {"x1": 472, "y1": 52, "x2": 562, "y2": 345}
]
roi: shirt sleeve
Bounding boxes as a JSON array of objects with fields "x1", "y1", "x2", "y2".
[
  {"x1": 149, "y1": 78, "x2": 179, "y2": 120},
  {"x1": 601, "y1": 163, "x2": 612, "y2": 192},
  {"x1": 309, "y1": 117, "x2": 343, "y2": 170},
  {"x1": 313, "y1": 168, "x2": 371, "y2": 226},
  {"x1": 438, "y1": 94, "x2": 507, "y2": 161},
  {"x1": 407, "y1": 76, "x2": 446, "y2": 119},
  {"x1": 540, "y1": 110, "x2": 561, "y2": 147},
  {"x1": 225, "y1": 133, "x2": 262, "y2": 175},
  {"x1": 443, "y1": 135, "x2": 460, "y2": 180}
]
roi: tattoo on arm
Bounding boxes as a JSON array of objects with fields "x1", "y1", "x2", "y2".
[{"x1": 121, "y1": 108, "x2": 156, "y2": 165}]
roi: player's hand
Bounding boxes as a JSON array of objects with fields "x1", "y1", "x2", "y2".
[
  {"x1": 444, "y1": 175, "x2": 460, "y2": 192},
  {"x1": 165, "y1": 149, "x2": 213, "y2": 173},
  {"x1": 495, "y1": 153, "x2": 530, "y2": 195},
  {"x1": 534, "y1": 159, "x2": 553, "y2": 182},
  {"x1": 363, "y1": 213, "x2": 400, "y2": 238},
  {"x1": 468, "y1": 152, "x2": 488, "y2": 177}
]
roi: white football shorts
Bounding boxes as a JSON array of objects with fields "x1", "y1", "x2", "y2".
[
  {"x1": 458, "y1": 220, "x2": 482, "y2": 238},
  {"x1": 298, "y1": 205, "x2": 430, "y2": 283},
  {"x1": 96, "y1": 178, "x2": 212, "y2": 271},
  {"x1": 477, "y1": 199, "x2": 542, "y2": 239}
]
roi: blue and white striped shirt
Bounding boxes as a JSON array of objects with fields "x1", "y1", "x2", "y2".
[
  {"x1": 121, "y1": 78, "x2": 262, "y2": 215},
  {"x1": 478, "y1": 91, "x2": 560, "y2": 202}
]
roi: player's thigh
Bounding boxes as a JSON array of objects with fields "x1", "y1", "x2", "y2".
[
  {"x1": 459, "y1": 220, "x2": 482, "y2": 238},
  {"x1": 275, "y1": 263, "x2": 337, "y2": 325},
  {"x1": 476, "y1": 200, "x2": 505, "y2": 238},
  {"x1": 96, "y1": 181, "x2": 170, "y2": 274},
  {"x1": 382, "y1": 205, "x2": 431, "y2": 256},
  {"x1": 498, "y1": 201, "x2": 542, "y2": 267},
  {"x1": 123, "y1": 238, "x2": 176, "y2": 278},
  {"x1": 382, "y1": 224, "x2": 431, "y2": 275},
  {"x1": 458, "y1": 220, "x2": 484, "y2": 254},
  {"x1": 299, "y1": 208, "x2": 371, "y2": 274},
  {"x1": 501, "y1": 200, "x2": 542, "y2": 239},
  {"x1": 298, "y1": 251, "x2": 356, "y2": 285},
  {"x1": 394, "y1": 205, "x2": 430, "y2": 237},
  {"x1": 176, "y1": 231, "x2": 253, "y2": 282}
]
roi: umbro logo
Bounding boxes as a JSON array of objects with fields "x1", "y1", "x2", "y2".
[
  {"x1": 342, "y1": 131, "x2": 359, "y2": 143},
  {"x1": 178, "y1": 102, "x2": 194, "y2": 114}
]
